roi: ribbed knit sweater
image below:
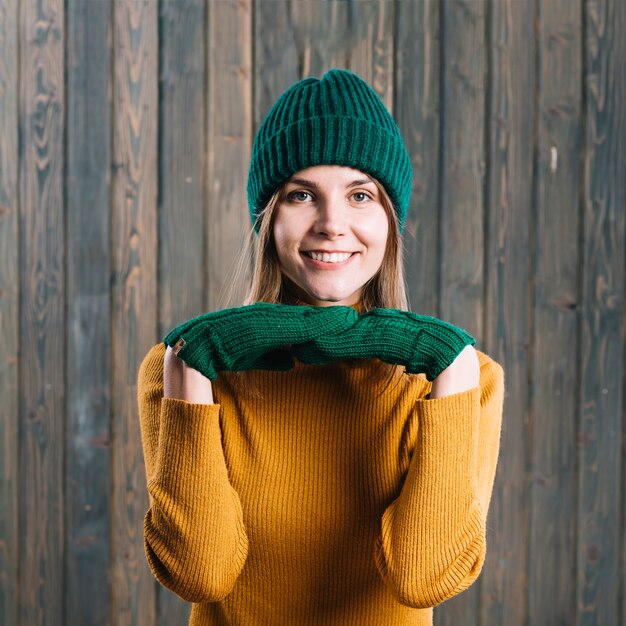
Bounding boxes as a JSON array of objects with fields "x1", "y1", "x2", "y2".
[{"x1": 137, "y1": 341, "x2": 504, "y2": 625}]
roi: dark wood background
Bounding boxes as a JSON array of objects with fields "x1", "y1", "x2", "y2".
[{"x1": 1, "y1": 1, "x2": 624, "y2": 625}]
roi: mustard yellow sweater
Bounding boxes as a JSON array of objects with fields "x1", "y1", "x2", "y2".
[{"x1": 137, "y1": 343, "x2": 504, "y2": 626}]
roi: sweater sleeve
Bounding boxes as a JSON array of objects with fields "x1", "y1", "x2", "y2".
[
  {"x1": 137, "y1": 343, "x2": 249, "y2": 603},
  {"x1": 375, "y1": 351, "x2": 504, "y2": 608}
]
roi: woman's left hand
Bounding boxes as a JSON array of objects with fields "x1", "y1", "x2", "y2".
[{"x1": 429, "y1": 345, "x2": 480, "y2": 399}]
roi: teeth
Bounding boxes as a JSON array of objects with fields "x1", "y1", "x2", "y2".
[{"x1": 307, "y1": 251, "x2": 352, "y2": 263}]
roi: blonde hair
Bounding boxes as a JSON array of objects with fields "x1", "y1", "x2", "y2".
[{"x1": 222, "y1": 176, "x2": 410, "y2": 312}]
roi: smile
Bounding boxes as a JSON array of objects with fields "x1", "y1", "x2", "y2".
[{"x1": 303, "y1": 251, "x2": 354, "y2": 263}]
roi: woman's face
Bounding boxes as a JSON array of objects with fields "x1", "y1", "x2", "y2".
[{"x1": 272, "y1": 165, "x2": 389, "y2": 307}]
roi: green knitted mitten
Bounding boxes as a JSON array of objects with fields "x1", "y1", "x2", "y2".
[
  {"x1": 162, "y1": 302, "x2": 359, "y2": 380},
  {"x1": 293, "y1": 308, "x2": 475, "y2": 381}
]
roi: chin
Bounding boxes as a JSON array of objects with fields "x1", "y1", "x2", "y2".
[
  {"x1": 283, "y1": 275, "x2": 363, "y2": 306},
  {"x1": 307, "y1": 292, "x2": 361, "y2": 307}
]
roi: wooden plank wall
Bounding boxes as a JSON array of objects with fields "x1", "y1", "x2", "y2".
[
  {"x1": 66, "y1": 2, "x2": 111, "y2": 625},
  {"x1": 0, "y1": 1, "x2": 624, "y2": 625}
]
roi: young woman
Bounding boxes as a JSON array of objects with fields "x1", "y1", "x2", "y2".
[{"x1": 137, "y1": 68, "x2": 504, "y2": 626}]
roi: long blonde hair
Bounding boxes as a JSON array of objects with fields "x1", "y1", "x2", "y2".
[{"x1": 221, "y1": 176, "x2": 410, "y2": 312}]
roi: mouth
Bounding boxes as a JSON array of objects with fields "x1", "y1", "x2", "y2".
[{"x1": 302, "y1": 251, "x2": 355, "y2": 264}]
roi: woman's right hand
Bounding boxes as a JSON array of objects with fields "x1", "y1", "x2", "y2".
[{"x1": 163, "y1": 345, "x2": 214, "y2": 404}]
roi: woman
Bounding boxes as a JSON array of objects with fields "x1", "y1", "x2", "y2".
[{"x1": 137, "y1": 68, "x2": 504, "y2": 626}]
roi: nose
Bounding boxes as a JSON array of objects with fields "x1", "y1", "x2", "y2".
[{"x1": 313, "y1": 197, "x2": 347, "y2": 238}]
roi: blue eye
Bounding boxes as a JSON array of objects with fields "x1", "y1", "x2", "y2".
[
  {"x1": 288, "y1": 191, "x2": 312, "y2": 202},
  {"x1": 352, "y1": 192, "x2": 371, "y2": 202}
]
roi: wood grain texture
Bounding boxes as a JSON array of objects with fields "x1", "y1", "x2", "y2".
[
  {"x1": 157, "y1": 0, "x2": 205, "y2": 622},
  {"x1": 18, "y1": 1, "x2": 65, "y2": 625},
  {"x1": 438, "y1": 0, "x2": 486, "y2": 345},
  {"x1": 257, "y1": 0, "x2": 358, "y2": 140},
  {"x1": 207, "y1": 0, "x2": 252, "y2": 311},
  {"x1": 159, "y1": 0, "x2": 206, "y2": 338},
  {"x1": 529, "y1": 1, "x2": 582, "y2": 623},
  {"x1": 345, "y1": 0, "x2": 394, "y2": 112},
  {"x1": 435, "y1": 2, "x2": 486, "y2": 622},
  {"x1": 111, "y1": 1, "x2": 158, "y2": 625},
  {"x1": 576, "y1": 0, "x2": 626, "y2": 623},
  {"x1": 396, "y1": 0, "x2": 440, "y2": 316},
  {"x1": 285, "y1": 0, "x2": 350, "y2": 78},
  {"x1": 2, "y1": 2, "x2": 625, "y2": 624},
  {"x1": 481, "y1": 2, "x2": 534, "y2": 624},
  {"x1": 65, "y1": 1, "x2": 112, "y2": 624},
  {"x1": 254, "y1": 1, "x2": 302, "y2": 139},
  {"x1": 0, "y1": 1, "x2": 18, "y2": 625}
]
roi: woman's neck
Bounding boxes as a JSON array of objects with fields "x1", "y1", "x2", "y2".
[{"x1": 280, "y1": 285, "x2": 364, "y2": 313}]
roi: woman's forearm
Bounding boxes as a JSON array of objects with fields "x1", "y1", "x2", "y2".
[
  {"x1": 164, "y1": 344, "x2": 214, "y2": 404},
  {"x1": 429, "y1": 345, "x2": 480, "y2": 399}
]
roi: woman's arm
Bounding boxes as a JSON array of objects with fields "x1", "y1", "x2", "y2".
[
  {"x1": 137, "y1": 344, "x2": 248, "y2": 603},
  {"x1": 429, "y1": 344, "x2": 480, "y2": 399},
  {"x1": 163, "y1": 343, "x2": 214, "y2": 404},
  {"x1": 375, "y1": 350, "x2": 504, "y2": 608}
]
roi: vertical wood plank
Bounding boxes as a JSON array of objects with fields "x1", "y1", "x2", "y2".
[
  {"x1": 436, "y1": 1, "x2": 486, "y2": 621},
  {"x1": 254, "y1": 0, "x2": 303, "y2": 118},
  {"x1": 438, "y1": 0, "x2": 486, "y2": 336},
  {"x1": 0, "y1": 1, "x2": 18, "y2": 625},
  {"x1": 253, "y1": 0, "x2": 356, "y2": 161},
  {"x1": 156, "y1": 0, "x2": 206, "y2": 622},
  {"x1": 529, "y1": 1, "x2": 582, "y2": 623},
  {"x1": 207, "y1": 0, "x2": 253, "y2": 311},
  {"x1": 159, "y1": 0, "x2": 206, "y2": 332},
  {"x1": 577, "y1": 0, "x2": 626, "y2": 623},
  {"x1": 284, "y1": 0, "x2": 350, "y2": 78},
  {"x1": 18, "y1": 0, "x2": 65, "y2": 625},
  {"x1": 346, "y1": 0, "x2": 394, "y2": 112},
  {"x1": 65, "y1": 1, "x2": 112, "y2": 625},
  {"x1": 111, "y1": 1, "x2": 158, "y2": 625},
  {"x1": 396, "y1": 0, "x2": 441, "y2": 316},
  {"x1": 481, "y1": 1, "x2": 535, "y2": 624}
]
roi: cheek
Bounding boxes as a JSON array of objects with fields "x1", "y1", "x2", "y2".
[
  {"x1": 272, "y1": 223, "x2": 285, "y2": 250},
  {"x1": 362, "y1": 214, "x2": 390, "y2": 255},
  {"x1": 272, "y1": 211, "x2": 290, "y2": 251},
  {"x1": 272, "y1": 213, "x2": 301, "y2": 269},
  {"x1": 272, "y1": 207, "x2": 300, "y2": 245}
]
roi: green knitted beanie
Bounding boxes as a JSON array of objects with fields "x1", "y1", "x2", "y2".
[{"x1": 246, "y1": 68, "x2": 413, "y2": 232}]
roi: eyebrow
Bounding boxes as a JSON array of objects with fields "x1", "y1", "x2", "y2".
[{"x1": 286, "y1": 176, "x2": 374, "y2": 189}]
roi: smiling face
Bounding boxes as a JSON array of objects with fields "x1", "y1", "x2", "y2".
[{"x1": 272, "y1": 165, "x2": 390, "y2": 307}]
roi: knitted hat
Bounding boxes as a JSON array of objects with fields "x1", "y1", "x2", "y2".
[{"x1": 246, "y1": 68, "x2": 413, "y2": 232}]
